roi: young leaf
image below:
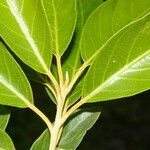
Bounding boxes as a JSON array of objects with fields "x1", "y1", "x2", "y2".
[
  {"x1": 81, "y1": 0, "x2": 150, "y2": 60},
  {"x1": 0, "y1": 42, "x2": 33, "y2": 108},
  {"x1": 82, "y1": 7, "x2": 150, "y2": 102},
  {"x1": 0, "y1": 129, "x2": 15, "y2": 150},
  {"x1": 41, "y1": 0, "x2": 76, "y2": 56},
  {"x1": 0, "y1": 0, "x2": 52, "y2": 74},
  {"x1": 30, "y1": 107, "x2": 101, "y2": 150},
  {"x1": 0, "y1": 106, "x2": 10, "y2": 130}
]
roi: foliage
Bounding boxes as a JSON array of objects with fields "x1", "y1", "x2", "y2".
[{"x1": 0, "y1": 0, "x2": 149, "y2": 149}]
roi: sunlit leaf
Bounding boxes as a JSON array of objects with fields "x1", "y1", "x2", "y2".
[
  {"x1": 0, "y1": 0, "x2": 52, "y2": 74},
  {"x1": 81, "y1": 0, "x2": 150, "y2": 60},
  {"x1": 81, "y1": 0, "x2": 150, "y2": 102}
]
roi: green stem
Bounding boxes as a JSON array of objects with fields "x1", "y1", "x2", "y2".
[
  {"x1": 62, "y1": 98, "x2": 86, "y2": 124},
  {"x1": 56, "y1": 55, "x2": 64, "y2": 89},
  {"x1": 66, "y1": 60, "x2": 91, "y2": 97},
  {"x1": 49, "y1": 120, "x2": 62, "y2": 150},
  {"x1": 49, "y1": 100, "x2": 63, "y2": 150}
]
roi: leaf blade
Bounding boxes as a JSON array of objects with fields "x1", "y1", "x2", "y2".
[
  {"x1": 58, "y1": 107, "x2": 101, "y2": 149},
  {"x1": 0, "y1": 106, "x2": 10, "y2": 130},
  {"x1": 41, "y1": 0, "x2": 76, "y2": 56},
  {"x1": 0, "y1": 0, "x2": 52, "y2": 74},
  {"x1": 82, "y1": 9, "x2": 150, "y2": 102},
  {"x1": 30, "y1": 107, "x2": 101, "y2": 150},
  {"x1": 0, "y1": 42, "x2": 33, "y2": 108},
  {"x1": 80, "y1": 0, "x2": 150, "y2": 60},
  {"x1": 30, "y1": 129, "x2": 50, "y2": 150},
  {"x1": 0, "y1": 129, "x2": 15, "y2": 150}
]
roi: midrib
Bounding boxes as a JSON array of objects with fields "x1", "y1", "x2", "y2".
[{"x1": 0, "y1": 76, "x2": 31, "y2": 106}]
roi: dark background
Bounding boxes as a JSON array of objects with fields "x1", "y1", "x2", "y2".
[{"x1": 5, "y1": 82, "x2": 150, "y2": 150}]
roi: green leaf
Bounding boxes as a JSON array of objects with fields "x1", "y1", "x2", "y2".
[
  {"x1": 30, "y1": 129, "x2": 50, "y2": 150},
  {"x1": 0, "y1": 45, "x2": 47, "y2": 84},
  {"x1": 0, "y1": 106, "x2": 10, "y2": 130},
  {"x1": 41, "y1": 0, "x2": 76, "y2": 56},
  {"x1": 81, "y1": 0, "x2": 150, "y2": 60},
  {"x1": 63, "y1": 0, "x2": 104, "y2": 107},
  {"x1": 30, "y1": 107, "x2": 101, "y2": 150},
  {"x1": 45, "y1": 87, "x2": 56, "y2": 104},
  {"x1": 58, "y1": 107, "x2": 101, "y2": 149},
  {"x1": 0, "y1": 0, "x2": 52, "y2": 74},
  {"x1": 0, "y1": 129, "x2": 15, "y2": 150},
  {"x1": 82, "y1": 0, "x2": 150, "y2": 102},
  {"x1": 0, "y1": 42, "x2": 33, "y2": 108}
]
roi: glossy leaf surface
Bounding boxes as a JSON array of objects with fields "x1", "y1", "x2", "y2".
[
  {"x1": 0, "y1": 129, "x2": 15, "y2": 150},
  {"x1": 30, "y1": 107, "x2": 101, "y2": 150},
  {"x1": 0, "y1": 106, "x2": 10, "y2": 130},
  {"x1": 0, "y1": 42, "x2": 33, "y2": 108},
  {"x1": 41, "y1": 0, "x2": 76, "y2": 56},
  {"x1": 0, "y1": 0, "x2": 52, "y2": 74},
  {"x1": 82, "y1": 0, "x2": 150, "y2": 102}
]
